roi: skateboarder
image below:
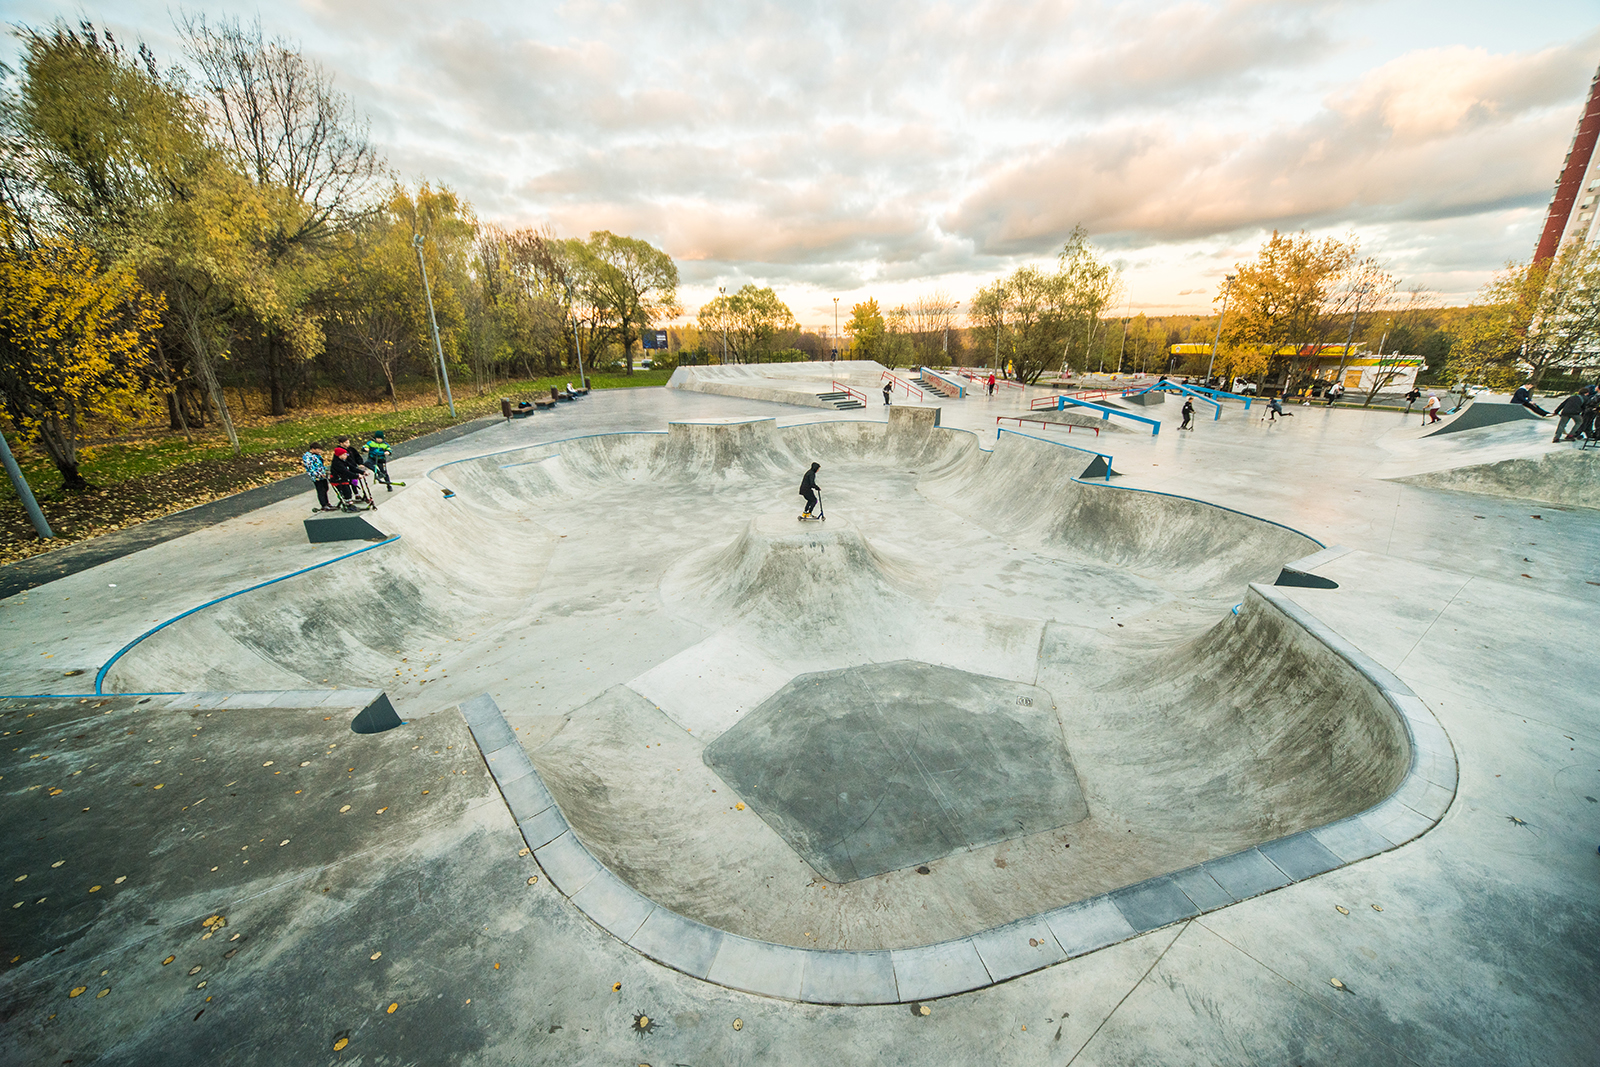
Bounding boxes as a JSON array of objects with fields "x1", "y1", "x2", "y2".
[
  {"x1": 1180, "y1": 397, "x2": 1195, "y2": 430},
  {"x1": 799, "y1": 462, "x2": 821, "y2": 518},
  {"x1": 882, "y1": 381, "x2": 892, "y2": 406}
]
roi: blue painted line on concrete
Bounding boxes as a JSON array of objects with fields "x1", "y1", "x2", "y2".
[{"x1": 93, "y1": 535, "x2": 403, "y2": 695}]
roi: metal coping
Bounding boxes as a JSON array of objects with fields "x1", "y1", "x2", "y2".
[{"x1": 462, "y1": 583, "x2": 1455, "y2": 1005}]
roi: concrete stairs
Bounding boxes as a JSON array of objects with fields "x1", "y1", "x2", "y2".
[
  {"x1": 917, "y1": 374, "x2": 955, "y2": 398},
  {"x1": 818, "y1": 391, "x2": 866, "y2": 409}
]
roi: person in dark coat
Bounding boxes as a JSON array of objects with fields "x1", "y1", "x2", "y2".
[
  {"x1": 1180, "y1": 397, "x2": 1195, "y2": 430},
  {"x1": 1512, "y1": 383, "x2": 1551, "y2": 416},
  {"x1": 1553, "y1": 392, "x2": 1586, "y2": 441},
  {"x1": 798, "y1": 462, "x2": 821, "y2": 517}
]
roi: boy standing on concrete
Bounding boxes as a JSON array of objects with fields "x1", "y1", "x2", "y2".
[{"x1": 302, "y1": 442, "x2": 333, "y2": 511}]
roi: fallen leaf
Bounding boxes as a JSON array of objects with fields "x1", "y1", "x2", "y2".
[
  {"x1": 161, "y1": 956, "x2": 174, "y2": 966},
  {"x1": 188, "y1": 966, "x2": 202, "y2": 976},
  {"x1": 1371, "y1": 904, "x2": 1383, "y2": 912},
  {"x1": 1335, "y1": 905, "x2": 1349, "y2": 915},
  {"x1": 735, "y1": 802, "x2": 745, "y2": 810},
  {"x1": 920, "y1": 1005, "x2": 931, "y2": 1016},
  {"x1": 114, "y1": 876, "x2": 125, "y2": 884},
  {"x1": 613, "y1": 982, "x2": 621, "y2": 991},
  {"x1": 262, "y1": 762, "x2": 273, "y2": 767},
  {"x1": 371, "y1": 952, "x2": 382, "y2": 961},
  {"x1": 527, "y1": 876, "x2": 538, "y2": 885},
  {"x1": 69, "y1": 986, "x2": 86, "y2": 998},
  {"x1": 333, "y1": 1038, "x2": 348, "y2": 1051},
  {"x1": 375, "y1": 807, "x2": 388, "y2": 814},
  {"x1": 732, "y1": 1018, "x2": 743, "y2": 1030},
  {"x1": 339, "y1": 805, "x2": 351, "y2": 813},
  {"x1": 387, "y1": 1002, "x2": 398, "y2": 1014},
  {"x1": 96, "y1": 988, "x2": 110, "y2": 998}
]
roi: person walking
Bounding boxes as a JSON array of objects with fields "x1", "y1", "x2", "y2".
[
  {"x1": 882, "y1": 381, "x2": 892, "y2": 406},
  {"x1": 987, "y1": 373, "x2": 996, "y2": 397},
  {"x1": 1552, "y1": 391, "x2": 1586, "y2": 441},
  {"x1": 1511, "y1": 383, "x2": 1551, "y2": 416},
  {"x1": 1424, "y1": 394, "x2": 1442, "y2": 425},
  {"x1": 798, "y1": 462, "x2": 821, "y2": 518},
  {"x1": 302, "y1": 442, "x2": 334, "y2": 511},
  {"x1": 1180, "y1": 397, "x2": 1195, "y2": 430}
]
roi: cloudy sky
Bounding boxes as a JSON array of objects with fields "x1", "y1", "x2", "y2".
[{"x1": 6, "y1": 1, "x2": 1599, "y2": 327}]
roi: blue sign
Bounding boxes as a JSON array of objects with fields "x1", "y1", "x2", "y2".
[{"x1": 641, "y1": 330, "x2": 669, "y2": 350}]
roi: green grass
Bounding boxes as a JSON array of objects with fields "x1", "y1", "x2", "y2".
[{"x1": 2, "y1": 369, "x2": 673, "y2": 496}]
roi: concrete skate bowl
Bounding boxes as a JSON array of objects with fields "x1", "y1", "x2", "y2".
[{"x1": 96, "y1": 413, "x2": 1450, "y2": 982}]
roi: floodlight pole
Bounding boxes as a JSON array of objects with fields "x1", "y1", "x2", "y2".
[
  {"x1": 0, "y1": 430, "x2": 52, "y2": 539},
  {"x1": 563, "y1": 281, "x2": 587, "y2": 387},
  {"x1": 413, "y1": 233, "x2": 456, "y2": 418},
  {"x1": 1207, "y1": 274, "x2": 1236, "y2": 385},
  {"x1": 718, "y1": 285, "x2": 730, "y2": 364},
  {"x1": 833, "y1": 297, "x2": 839, "y2": 360}
]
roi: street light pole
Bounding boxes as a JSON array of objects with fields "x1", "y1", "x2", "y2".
[
  {"x1": 0, "y1": 429, "x2": 51, "y2": 539},
  {"x1": 718, "y1": 285, "x2": 730, "y2": 365},
  {"x1": 413, "y1": 233, "x2": 456, "y2": 418},
  {"x1": 833, "y1": 297, "x2": 839, "y2": 361},
  {"x1": 1206, "y1": 274, "x2": 1236, "y2": 386},
  {"x1": 563, "y1": 280, "x2": 587, "y2": 388}
]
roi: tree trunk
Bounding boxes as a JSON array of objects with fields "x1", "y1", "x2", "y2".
[{"x1": 35, "y1": 413, "x2": 87, "y2": 491}]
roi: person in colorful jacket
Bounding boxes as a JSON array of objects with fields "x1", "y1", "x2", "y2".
[{"x1": 302, "y1": 442, "x2": 333, "y2": 511}]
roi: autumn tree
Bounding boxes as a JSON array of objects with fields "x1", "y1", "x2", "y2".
[
  {"x1": 1448, "y1": 240, "x2": 1600, "y2": 390},
  {"x1": 580, "y1": 231, "x2": 679, "y2": 374},
  {"x1": 0, "y1": 209, "x2": 163, "y2": 489},
  {"x1": 844, "y1": 298, "x2": 886, "y2": 361},
  {"x1": 1218, "y1": 231, "x2": 1357, "y2": 391},
  {"x1": 696, "y1": 284, "x2": 797, "y2": 364},
  {"x1": 970, "y1": 228, "x2": 1120, "y2": 383}
]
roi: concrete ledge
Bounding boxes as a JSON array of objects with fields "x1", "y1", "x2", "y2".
[{"x1": 456, "y1": 613, "x2": 1458, "y2": 1004}]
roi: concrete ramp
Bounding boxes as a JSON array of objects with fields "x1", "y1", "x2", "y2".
[
  {"x1": 1424, "y1": 399, "x2": 1542, "y2": 436},
  {"x1": 924, "y1": 430, "x2": 1318, "y2": 592},
  {"x1": 1394, "y1": 447, "x2": 1600, "y2": 509}
]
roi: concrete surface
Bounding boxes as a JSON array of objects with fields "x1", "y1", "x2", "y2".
[{"x1": 0, "y1": 381, "x2": 1596, "y2": 1065}]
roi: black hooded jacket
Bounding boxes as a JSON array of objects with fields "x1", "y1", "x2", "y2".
[{"x1": 799, "y1": 464, "x2": 820, "y2": 494}]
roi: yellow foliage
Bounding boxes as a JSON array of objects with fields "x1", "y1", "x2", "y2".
[{"x1": 0, "y1": 212, "x2": 163, "y2": 481}]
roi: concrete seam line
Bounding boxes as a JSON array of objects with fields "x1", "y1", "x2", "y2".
[
  {"x1": 91, "y1": 535, "x2": 403, "y2": 695},
  {"x1": 1062, "y1": 922, "x2": 1189, "y2": 1067}
]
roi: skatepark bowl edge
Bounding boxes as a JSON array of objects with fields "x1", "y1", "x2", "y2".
[{"x1": 40, "y1": 410, "x2": 1461, "y2": 1005}]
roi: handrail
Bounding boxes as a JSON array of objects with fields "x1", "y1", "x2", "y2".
[
  {"x1": 996, "y1": 415, "x2": 1100, "y2": 437},
  {"x1": 1124, "y1": 382, "x2": 1224, "y2": 421},
  {"x1": 879, "y1": 370, "x2": 923, "y2": 400},
  {"x1": 958, "y1": 370, "x2": 1023, "y2": 390},
  {"x1": 1031, "y1": 389, "x2": 1111, "y2": 410},
  {"x1": 831, "y1": 380, "x2": 869, "y2": 405},
  {"x1": 1044, "y1": 393, "x2": 1160, "y2": 435}
]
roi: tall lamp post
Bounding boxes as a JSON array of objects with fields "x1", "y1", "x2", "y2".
[
  {"x1": 0, "y1": 430, "x2": 51, "y2": 539},
  {"x1": 942, "y1": 301, "x2": 959, "y2": 365},
  {"x1": 1206, "y1": 274, "x2": 1236, "y2": 387},
  {"x1": 413, "y1": 233, "x2": 456, "y2": 418},
  {"x1": 833, "y1": 297, "x2": 839, "y2": 360},
  {"x1": 718, "y1": 285, "x2": 730, "y2": 364},
  {"x1": 562, "y1": 280, "x2": 588, "y2": 387}
]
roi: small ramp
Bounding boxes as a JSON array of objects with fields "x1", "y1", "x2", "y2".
[
  {"x1": 1425, "y1": 400, "x2": 1542, "y2": 436},
  {"x1": 1080, "y1": 454, "x2": 1120, "y2": 480}
]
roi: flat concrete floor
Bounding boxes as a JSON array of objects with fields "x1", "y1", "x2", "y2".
[{"x1": 2, "y1": 381, "x2": 1597, "y2": 1065}]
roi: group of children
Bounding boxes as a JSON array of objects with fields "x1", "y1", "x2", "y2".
[{"x1": 301, "y1": 432, "x2": 398, "y2": 512}]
